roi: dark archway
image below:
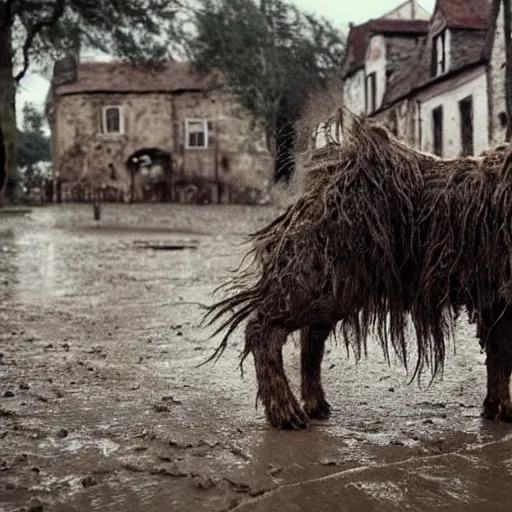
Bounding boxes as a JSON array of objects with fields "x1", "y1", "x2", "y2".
[{"x1": 125, "y1": 147, "x2": 173, "y2": 202}]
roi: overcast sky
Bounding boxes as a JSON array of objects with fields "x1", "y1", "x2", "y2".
[
  {"x1": 16, "y1": 0, "x2": 436, "y2": 127},
  {"x1": 293, "y1": 0, "x2": 435, "y2": 26}
]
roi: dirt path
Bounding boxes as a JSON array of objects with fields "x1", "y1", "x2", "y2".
[{"x1": 1, "y1": 204, "x2": 512, "y2": 512}]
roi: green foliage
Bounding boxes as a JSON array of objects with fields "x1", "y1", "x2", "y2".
[
  {"x1": 17, "y1": 103, "x2": 51, "y2": 168},
  {"x1": 187, "y1": 0, "x2": 345, "y2": 140},
  {"x1": 2, "y1": 1, "x2": 180, "y2": 83}
]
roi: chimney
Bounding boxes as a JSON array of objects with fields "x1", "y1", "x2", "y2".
[{"x1": 411, "y1": 0, "x2": 418, "y2": 19}]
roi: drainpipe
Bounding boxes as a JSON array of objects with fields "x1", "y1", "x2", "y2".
[{"x1": 416, "y1": 99, "x2": 422, "y2": 150}]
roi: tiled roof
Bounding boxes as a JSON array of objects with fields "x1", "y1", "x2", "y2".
[
  {"x1": 53, "y1": 61, "x2": 219, "y2": 95},
  {"x1": 382, "y1": 29, "x2": 488, "y2": 107},
  {"x1": 344, "y1": 19, "x2": 429, "y2": 76},
  {"x1": 437, "y1": 0, "x2": 492, "y2": 30},
  {"x1": 344, "y1": 0, "x2": 494, "y2": 110}
]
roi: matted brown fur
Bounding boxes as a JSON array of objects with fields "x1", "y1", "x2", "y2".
[{"x1": 202, "y1": 112, "x2": 512, "y2": 428}]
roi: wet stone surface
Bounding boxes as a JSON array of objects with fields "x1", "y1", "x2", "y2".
[{"x1": 1, "y1": 204, "x2": 512, "y2": 511}]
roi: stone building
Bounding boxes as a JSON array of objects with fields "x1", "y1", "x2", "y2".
[
  {"x1": 45, "y1": 58, "x2": 272, "y2": 203},
  {"x1": 340, "y1": 0, "x2": 511, "y2": 158}
]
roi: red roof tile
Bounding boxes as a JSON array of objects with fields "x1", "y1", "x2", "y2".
[
  {"x1": 344, "y1": 19, "x2": 429, "y2": 76},
  {"x1": 54, "y1": 61, "x2": 219, "y2": 95},
  {"x1": 437, "y1": 0, "x2": 492, "y2": 30}
]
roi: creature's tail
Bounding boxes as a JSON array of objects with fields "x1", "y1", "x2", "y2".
[{"x1": 198, "y1": 277, "x2": 263, "y2": 367}]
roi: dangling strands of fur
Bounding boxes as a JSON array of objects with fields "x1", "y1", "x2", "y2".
[{"x1": 201, "y1": 109, "x2": 512, "y2": 382}]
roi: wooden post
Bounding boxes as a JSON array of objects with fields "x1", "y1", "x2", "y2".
[
  {"x1": 214, "y1": 119, "x2": 221, "y2": 203},
  {"x1": 93, "y1": 187, "x2": 101, "y2": 221},
  {"x1": 0, "y1": 123, "x2": 5, "y2": 193},
  {"x1": 131, "y1": 164, "x2": 135, "y2": 203}
]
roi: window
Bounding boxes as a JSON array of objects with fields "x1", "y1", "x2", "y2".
[
  {"x1": 431, "y1": 31, "x2": 447, "y2": 77},
  {"x1": 432, "y1": 105, "x2": 443, "y2": 157},
  {"x1": 101, "y1": 106, "x2": 124, "y2": 135},
  {"x1": 365, "y1": 72, "x2": 377, "y2": 114},
  {"x1": 459, "y1": 96, "x2": 473, "y2": 156},
  {"x1": 185, "y1": 119, "x2": 213, "y2": 149},
  {"x1": 499, "y1": 111, "x2": 508, "y2": 128}
]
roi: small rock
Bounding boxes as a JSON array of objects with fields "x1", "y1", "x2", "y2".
[
  {"x1": 268, "y1": 464, "x2": 283, "y2": 476},
  {"x1": 31, "y1": 467, "x2": 41, "y2": 474},
  {"x1": 0, "y1": 459, "x2": 10, "y2": 472},
  {"x1": 27, "y1": 499, "x2": 44, "y2": 512},
  {"x1": 4, "y1": 390, "x2": 14, "y2": 397},
  {"x1": 153, "y1": 404, "x2": 169, "y2": 413},
  {"x1": 320, "y1": 459, "x2": 338, "y2": 466},
  {"x1": 158, "y1": 455, "x2": 172, "y2": 462},
  {"x1": 388, "y1": 387, "x2": 395, "y2": 393},
  {"x1": 162, "y1": 396, "x2": 182, "y2": 405},
  {"x1": 19, "y1": 382, "x2": 30, "y2": 390},
  {"x1": 81, "y1": 475, "x2": 97, "y2": 488},
  {"x1": 133, "y1": 446, "x2": 148, "y2": 452},
  {"x1": 62, "y1": 343, "x2": 70, "y2": 351},
  {"x1": 37, "y1": 396, "x2": 48, "y2": 403},
  {"x1": 56, "y1": 428, "x2": 68, "y2": 439},
  {"x1": 194, "y1": 474, "x2": 216, "y2": 490},
  {"x1": 390, "y1": 440, "x2": 405, "y2": 446}
]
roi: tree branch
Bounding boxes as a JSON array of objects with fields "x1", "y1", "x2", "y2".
[{"x1": 14, "y1": 0, "x2": 66, "y2": 83}]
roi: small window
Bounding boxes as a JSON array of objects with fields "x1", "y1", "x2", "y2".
[
  {"x1": 185, "y1": 119, "x2": 213, "y2": 149},
  {"x1": 432, "y1": 105, "x2": 443, "y2": 157},
  {"x1": 365, "y1": 72, "x2": 377, "y2": 114},
  {"x1": 431, "y1": 31, "x2": 446, "y2": 77},
  {"x1": 101, "y1": 106, "x2": 124, "y2": 135},
  {"x1": 459, "y1": 96, "x2": 473, "y2": 156},
  {"x1": 499, "y1": 111, "x2": 508, "y2": 128}
]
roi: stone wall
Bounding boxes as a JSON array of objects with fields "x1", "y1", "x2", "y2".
[
  {"x1": 417, "y1": 66, "x2": 488, "y2": 157},
  {"x1": 51, "y1": 89, "x2": 272, "y2": 203},
  {"x1": 342, "y1": 69, "x2": 366, "y2": 116}
]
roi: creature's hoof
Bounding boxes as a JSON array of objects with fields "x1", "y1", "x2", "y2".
[
  {"x1": 304, "y1": 397, "x2": 332, "y2": 420},
  {"x1": 482, "y1": 398, "x2": 512, "y2": 423},
  {"x1": 266, "y1": 399, "x2": 309, "y2": 430}
]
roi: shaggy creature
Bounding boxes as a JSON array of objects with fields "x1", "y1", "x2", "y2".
[
  {"x1": 203, "y1": 113, "x2": 512, "y2": 430},
  {"x1": 0, "y1": 124, "x2": 5, "y2": 192}
]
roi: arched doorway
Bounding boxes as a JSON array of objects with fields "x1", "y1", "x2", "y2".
[{"x1": 125, "y1": 148, "x2": 173, "y2": 202}]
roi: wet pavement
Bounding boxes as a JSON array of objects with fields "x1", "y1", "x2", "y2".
[{"x1": 1, "y1": 204, "x2": 512, "y2": 512}]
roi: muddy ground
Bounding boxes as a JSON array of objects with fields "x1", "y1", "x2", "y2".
[{"x1": 1, "y1": 204, "x2": 512, "y2": 512}]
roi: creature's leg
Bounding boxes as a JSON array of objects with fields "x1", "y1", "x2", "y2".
[
  {"x1": 300, "y1": 324, "x2": 333, "y2": 420},
  {"x1": 246, "y1": 316, "x2": 309, "y2": 430},
  {"x1": 481, "y1": 307, "x2": 512, "y2": 422}
]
